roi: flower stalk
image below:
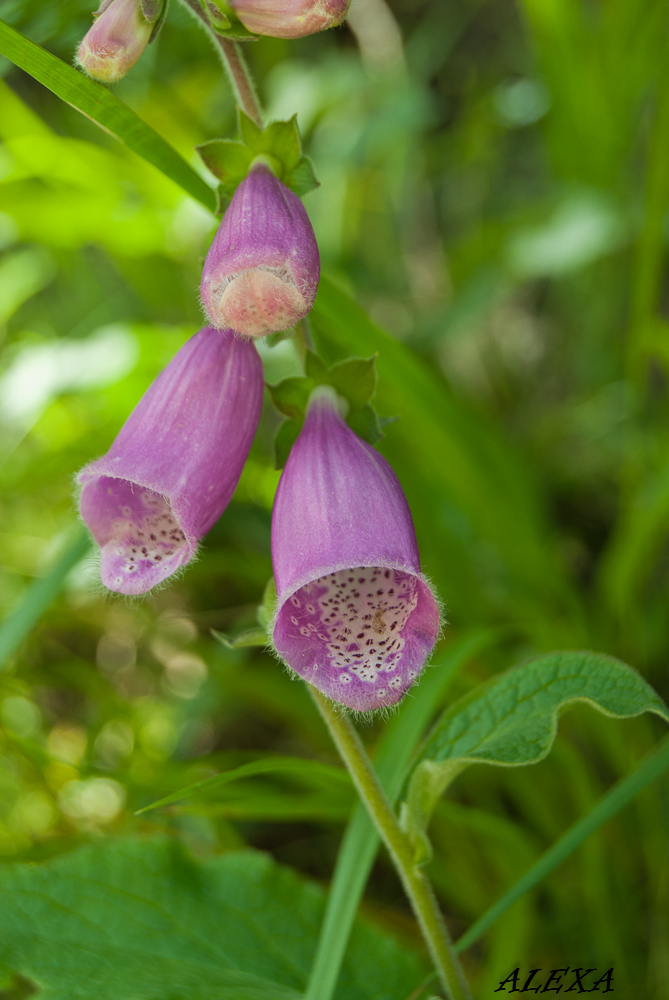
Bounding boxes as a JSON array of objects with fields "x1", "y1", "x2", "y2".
[
  {"x1": 178, "y1": 0, "x2": 263, "y2": 125},
  {"x1": 310, "y1": 687, "x2": 472, "y2": 1000}
]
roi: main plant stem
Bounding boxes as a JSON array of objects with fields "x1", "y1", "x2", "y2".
[
  {"x1": 310, "y1": 689, "x2": 472, "y2": 1000},
  {"x1": 178, "y1": 0, "x2": 263, "y2": 125}
]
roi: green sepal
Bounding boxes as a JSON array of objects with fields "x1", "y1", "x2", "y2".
[
  {"x1": 211, "y1": 627, "x2": 267, "y2": 649},
  {"x1": 196, "y1": 110, "x2": 319, "y2": 205},
  {"x1": 198, "y1": 0, "x2": 260, "y2": 37},
  {"x1": 285, "y1": 155, "x2": 320, "y2": 197},
  {"x1": 274, "y1": 417, "x2": 301, "y2": 470},
  {"x1": 196, "y1": 139, "x2": 254, "y2": 213},
  {"x1": 267, "y1": 376, "x2": 314, "y2": 422},
  {"x1": 142, "y1": 0, "x2": 167, "y2": 42},
  {"x1": 268, "y1": 352, "x2": 395, "y2": 468},
  {"x1": 257, "y1": 576, "x2": 277, "y2": 630}
]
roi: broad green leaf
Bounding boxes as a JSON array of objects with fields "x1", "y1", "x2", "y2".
[
  {"x1": 0, "y1": 837, "x2": 423, "y2": 1000},
  {"x1": 135, "y1": 756, "x2": 351, "y2": 814},
  {"x1": 403, "y1": 651, "x2": 669, "y2": 863},
  {"x1": 0, "y1": 20, "x2": 217, "y2": 214}
]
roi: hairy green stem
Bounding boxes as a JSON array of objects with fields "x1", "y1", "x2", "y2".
[
  {"x1": 310, "y1": 688, "x2": 472, "y2": 1000},
  {"x1": 178, "y1": 0, "x2": 263, "y2": 125}
]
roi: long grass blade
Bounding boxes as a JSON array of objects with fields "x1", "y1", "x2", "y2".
[
  {"x1": 455, "y1": 732, "x2": 669, "y2": 953},
  {"x1": 135, "y1": 756, "x2": 351, "y2": 814},
  {"x1": 0, "y1": 19, "x2": 216, "y2": 214},
  {"x1": 0, "y1": 527, "x2": 91, "y2": 673},
  {"x1": 304, "y1": 630, "x2": 500, "y2": 1000}
]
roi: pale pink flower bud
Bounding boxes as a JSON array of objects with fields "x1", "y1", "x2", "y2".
[
  {"x1": 76, "y1": 0, "x2": 163, "y2": 83},
  {"x1": 201, "y1": 164, "x2": 320, "y2": 338},
  {"x1": 231, "y1": 0, "x2": 350, "y2": 39}
]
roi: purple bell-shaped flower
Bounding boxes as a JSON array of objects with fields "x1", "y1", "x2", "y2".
[
  {"x1": 271, "y1": 385, "x2": 441, "y2": 712},
  {"x1": 230, "y1": 0, "x2": 350, "y2": 38},
  {"x1": 78, "y1": 326, "x2": 263, "y2": 595},
  {"x1": 200, "y1": 164, "x2": 320, "y2": 339}
]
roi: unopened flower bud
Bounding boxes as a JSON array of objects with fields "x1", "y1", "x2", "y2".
[
  {"x1": 77, "y1": 326, "x2": 263, "y2": 595},
  {"x1": 231, "y1": 0, "x2": 350, "y2": 39},
  {"x1": 76, "y1": 0, "x2": 163, "y2": 83},
  {"x1": 201, "y1": 164, "x2": 320, "y2": 338},
  {"x1": 271, "y1": 385, "x2": 441, "y2": 712}
]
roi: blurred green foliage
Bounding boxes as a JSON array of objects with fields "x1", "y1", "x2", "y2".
[{"x1": 0, "y1": 0, "x2": 669, "y2": 997}]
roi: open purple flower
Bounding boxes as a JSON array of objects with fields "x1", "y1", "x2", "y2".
[
  {"x1": 78, "y1": 326, "x2": 263, "y2": 595},
  {"x1": 200, "y1": 164, "x2": 320, "y2": 338},
  {"x1": 271, "y1": 385, "x2": 441, "y2": 712},
  {"x1": 230, "y1": 0, "x2": 350, "y2": 38}
]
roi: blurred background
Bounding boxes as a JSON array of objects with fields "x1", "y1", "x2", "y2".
[{"x1": 0, "y1": 0, "x2": 668, "y2": 996}]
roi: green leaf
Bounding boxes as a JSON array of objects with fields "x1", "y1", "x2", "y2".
[
  {"x1": 274, "y1": 419, "x2": 301, "y2": 469},
  {"x1": 0, "y1": 838, "x2": 423, "y2": 1000},
  {"x1": 284, "y1": 155, "x2": 320, "y2": 197},
  {"x1": 211, "y1": 627, "x2": 268, "y2": 649},
  {"x1": 402, "y1": 651, "x2": 669, "y2": 863},
  {"x1": 455, "y1": 733, "x2": 669, "y2": 953},
  {"x1": 135, "y1": 756, "x2": 351, "y2": 814},
  {"x1": 0, "y1": 19, "x2": 217, "y2": 215}
]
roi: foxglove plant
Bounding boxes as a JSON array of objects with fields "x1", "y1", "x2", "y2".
[
  {"x1": 230, "y1": 0, "x2": 350, "y2": 38},
  {"x1": 201, "y1": 163, "x2": 320, "y2": 338},
  {"x1": 76, "y1": 0, "x2": 164, "y2": 82},
  {"x1": 78, "y1": 326, "x2": 263, "y2": 595},
  {"x1": 271, "y1": 385, "x2": 441, "y2": 712}
]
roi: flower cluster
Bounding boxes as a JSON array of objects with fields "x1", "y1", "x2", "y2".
[{"x1": 75, "y1": 0, "x2": 440, "y2": 711}]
